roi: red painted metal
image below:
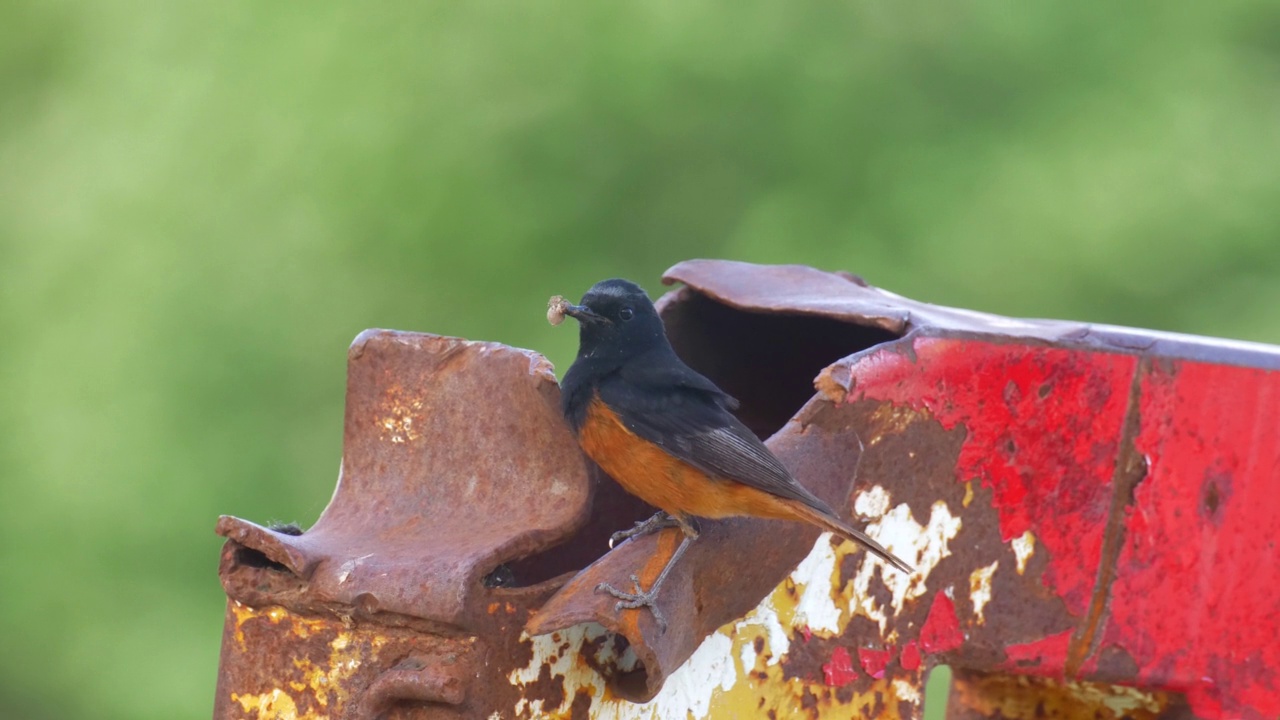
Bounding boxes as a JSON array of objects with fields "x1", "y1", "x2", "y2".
[
  {"x1": 919, "y1": 592, "x2": 964, "y2": 655},
  {"x1": 842, "y1": 336, "x2": 1280, "y2": 719},
  {"x1": 850, "y1": 340, "x2": 1134, "y2": 616},
  {"x1": 821, "y1": 646, "x2": 859, "y2": 687},
  {"x1": 900, "y1": 641, "x2": 922, "y2": 671},
  {"x1": 1105, "y1": 361, "x2": 1280, "y2": 718},
  {"x1": 856, "y1": 646, "x2": 893, "y2": 679},
  {"x1": 998, "y1": 631, "x2": 1077, "y2": 674}
]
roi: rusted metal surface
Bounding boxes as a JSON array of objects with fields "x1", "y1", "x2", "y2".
[
  {"x1": 946, "y1": 669, "x2": 1189, "y2": 720},
  {"x1": 653, "y1": 260, "x2": 1280, "y2": 719},
  {"x1": 215, "y1": 261, "x2": 1280, "y2": 719},
  {"x1": 214, "y1": 330, "x2": 655, "y2": 718}
]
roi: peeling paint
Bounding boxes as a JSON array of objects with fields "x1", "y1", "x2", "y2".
[
  {"x1": 822, "y1": 646, "x2": 859, "y2": 686},
  {"x1": 509, "y1": 520, "x2": 934, "y2": 718},
  {"x1": 866, "y1": 404, "x2": 930, "y2": 445},
  {"x1": 223, "y1": 605, "x2": 391, "y2": 720},
  {"x1": 952, "y1": 672, "x2": 1170, "y2": 720},
  {"x1": 789, "y1": 535, "x2": 844, "y2": 635},
  {"x1": 232, "y1": 689, "x2": 301, "y2": 720},
  {"x1": 1011, "y1": 531, "x2": 1035, "y2": 574},
  {"x1": 900, "y1": 642, "x2": 921, "y2": 670},
  {"x1": 853, "y1": 484, "x2": 892, "y2": 518},
  {"x1": 733, "y1": 595, "x2": 790, "y2": 667},
  {"x1": 232, "y1": 601, "x2": 330, "y2": 649},
  {"x1": 857, "y1": 646, "x2": 893, "y2": 679},
  {"x1": 919, "y1": 593, "x2": 964, "y2": 654},
  {"x1": 640, "y1": 626, "x2": 737, "y2": 718},
  {"x1": 1082, "y1": 684, "x2": 1164, "y2": 714},
  {"x1": 509, "y1": 624, "x2": 736, "y2": 720},
  {"x1": 849, "y1": 494, "x2": 962, "y2": 637},
  {"x1": 290, "y1": 631, "x2": 362, "y2": 710},
  {"x1": 738, "y1": 637, "x2": 757, "y2": 678},
  {"x1": 892, "y1": 678, "x2": 922, "y2": 704},
  {"x1": 969, "y1": 562, "x2": 998, "y2": 624},
  {"x1": 849, "y1": 340, "x2": 1135, "y2": 617}
]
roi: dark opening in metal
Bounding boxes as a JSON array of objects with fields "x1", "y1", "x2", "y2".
[
  {"x1": 233, "y1": 545, "x2": 291, "y2": 573},
  {"x1": 662, "y1": 290, "x2": 904, "y2": 439}
]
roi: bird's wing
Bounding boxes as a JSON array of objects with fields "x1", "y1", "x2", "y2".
[
  {"x1": 618, "y1": 357, "x2": 740, "y2": 411},
  {"x1": 599, "y1": 367, "x2": 916, "y2": 573},
  {"x1": 598, "y1": 373, "x2": 823, "y2": 511}
]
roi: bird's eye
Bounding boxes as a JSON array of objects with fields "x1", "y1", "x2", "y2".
[{"x1": 618, "y1": 307, "x2": 635, "y2": 321}]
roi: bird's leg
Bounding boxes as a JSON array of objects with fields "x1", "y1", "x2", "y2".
[
  {"x1": 609, "y1": 510, "x2": 680, "y2": 548},
  {"x1": 596, "y1": 517, "x2": 699, "y2": 631}
]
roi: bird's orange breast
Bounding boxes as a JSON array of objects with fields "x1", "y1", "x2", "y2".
[{"x1": 577, "y1": 395, "x2": 797, "y2": 522}]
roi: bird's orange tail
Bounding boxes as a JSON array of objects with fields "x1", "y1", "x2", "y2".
[{"x1": 786, "y1": 501, "x2": 914, "y2": 574}]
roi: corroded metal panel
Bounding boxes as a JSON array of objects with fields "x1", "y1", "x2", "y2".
[{"x1": 214, "y1": 261, "x2": 1280, "y2": 719}]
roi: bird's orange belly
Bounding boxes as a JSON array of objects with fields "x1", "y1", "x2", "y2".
[{"x1": 577, "y1": 396, "x2": 794, "y2": 521}]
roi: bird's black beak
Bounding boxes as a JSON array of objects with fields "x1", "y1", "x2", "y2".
[{"x1": 564, "y1": 304, "x2": 607, "y2": 324}]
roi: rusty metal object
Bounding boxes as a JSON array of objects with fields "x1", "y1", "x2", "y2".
[
  {"x1": 215, "y1": 262, "x2": 1280, "y2": 719},
  {"x1": 214, "y1": 330, "x2": 654, "y2": 718}
]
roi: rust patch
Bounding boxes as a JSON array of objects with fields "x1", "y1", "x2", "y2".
[{"x1": 950, "y1": 669, "x2": 1177, "y2": 720}]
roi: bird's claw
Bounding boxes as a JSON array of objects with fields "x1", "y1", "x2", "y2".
[
  {"x1": 595, "y1": 575, "x2": 668, "y2": 631},
  {"x1": 608, "y1": 512, "x2": 679, "y2": 549}
]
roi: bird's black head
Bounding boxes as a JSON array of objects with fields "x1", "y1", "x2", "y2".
[{"x1": 563, "y1": 278, "x2": 667, "y2": 362}]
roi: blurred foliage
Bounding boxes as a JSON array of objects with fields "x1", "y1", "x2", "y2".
[{"x1": 2, "y1": 1, "x2": 1279, "y2": 717}]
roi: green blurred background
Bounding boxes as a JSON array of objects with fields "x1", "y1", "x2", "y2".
[{"x1": 3, "y1": 2, "x2": 1279, "y2": 718}]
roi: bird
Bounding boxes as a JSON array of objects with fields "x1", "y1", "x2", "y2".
[{"x1": 554, "y1": 278, "x2": 912, "y2": 630}]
